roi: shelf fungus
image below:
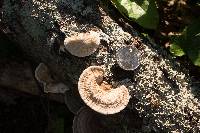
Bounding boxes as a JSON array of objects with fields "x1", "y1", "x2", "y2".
[
  {"x1": 116, "y1": 45, "x2": 140, "y2": 70},
  {"x1": 73, "y1": 107, "x2": 108, "y2": 133},
  {"x1": 35, "y1": 63, "x2": 69, "y2": 93},
  {"x1": 64, "y1": 31, "x2": 100, "y2": 57},
  {"x1": 78, "y1": 66, "x2": 130, "y2": 115}
]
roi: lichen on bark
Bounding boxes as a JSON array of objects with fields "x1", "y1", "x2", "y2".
[{"x1": 1, "y1": 0, "x2": 200, "y2": 132}]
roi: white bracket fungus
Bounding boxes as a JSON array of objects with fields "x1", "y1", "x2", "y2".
[
  {"x1": 64, "y1": 31, "x2": 100, "y2": 57},
  {"x1": 116, "y1": 45, "x2": 140, "y2": 70},
  {"x1": 78, "y1": 66, "x2": 130, "y2": 115},
  {"x1": 35, "y1": 63, "x2": 69, "y2": 93}
]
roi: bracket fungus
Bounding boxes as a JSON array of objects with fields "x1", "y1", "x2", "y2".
[
  {"x1": 116, "y1": 45, "x2": 140, "y2": 70},
  {"x1": 73, "y1": 107, "x2": 108, "y2": 133},
  {"x1": 78, "y1": 66, "x2": 130, "y2": 115},
  {"x1": 35, "y1": 63, "x2": 69, "y2": 93},
  {"x1": 64, "y1": 31, "x2": 100, "y2": 57}
]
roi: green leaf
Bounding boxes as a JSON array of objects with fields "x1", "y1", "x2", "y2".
[
  {"x1": 170, "y1": 18, "x2": 200, "y2": 66},
  {"x1": 187, "y1": 33, "x2": 200, "y2": 66},
  {"x1": 183, "y1": 19, "x2": 200, "y2": 66},
  {"x1": 170, "y1": 36, "x2": 185, "y2": 56},
  {"x1": 111, "y1": 0, "x2": 159, "y2": 29}
]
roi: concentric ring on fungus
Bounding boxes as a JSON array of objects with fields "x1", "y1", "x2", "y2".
[
  {"x1": 73, "y1": 107, "x2": 108, "y2": 133},
  {"x1": 78, "y1": 66, "x2": 130, "y2": 115}
]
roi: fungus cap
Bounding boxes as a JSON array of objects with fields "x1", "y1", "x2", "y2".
[
  {"x1": 64, "y1": 31, "x2": 100, "y2": 57},
  {"x1": 35, "y1": 63, "x2": 53, "y2": 84},
  {"x1": 78, "y1": 66, "x2": 130, "y2": 115},
  {"x1": 73, "y1": 107, "x2": 107, "y2": 133},
  {"x1": 35, "y1": 63, "x2": 69, "y2": 93},
  {"x1": 116, "y1": 45, "x2": 140, "y2": 70}
]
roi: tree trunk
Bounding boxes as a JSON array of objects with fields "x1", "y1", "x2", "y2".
[{"x1": 1, "y1": 0, "x2": 200, "y2": 132}]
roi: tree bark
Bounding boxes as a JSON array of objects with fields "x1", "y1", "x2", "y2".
[{"x1": 1, "y1": 0, "x2": 200, "y2": 132}]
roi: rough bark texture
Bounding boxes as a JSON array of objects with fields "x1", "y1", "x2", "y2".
[
  {"x1": 0, "y1": 59, "x2": 65, "y2": 103},
  {"x1": 1, "y1": 0, "x2": 200, "y2": 132}
]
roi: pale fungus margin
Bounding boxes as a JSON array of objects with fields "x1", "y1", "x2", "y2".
[
  {"x1": 35, "y1": 63, "x2": 69, "y2": 93},
  {"x1": 78, "y1": 66, "x2": 131, "y2": 115},
  {"x1": 64, "y1": 31, "x2": 100, "y2": 57}
]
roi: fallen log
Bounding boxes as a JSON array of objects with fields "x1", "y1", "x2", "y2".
[{"x1": 1, "y1": 0, "x2": 200, "y2": 132}]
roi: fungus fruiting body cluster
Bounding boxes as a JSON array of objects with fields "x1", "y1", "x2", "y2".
[
  {"x1": 59, "y1": 3, "x2": 200, "y2": 131},
  {"x1": 4, "y1": 0, "x2": 200, "y2": 131},
  {"x1": 63, "y1": 30, "x2": 140, "y2": 115}
]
